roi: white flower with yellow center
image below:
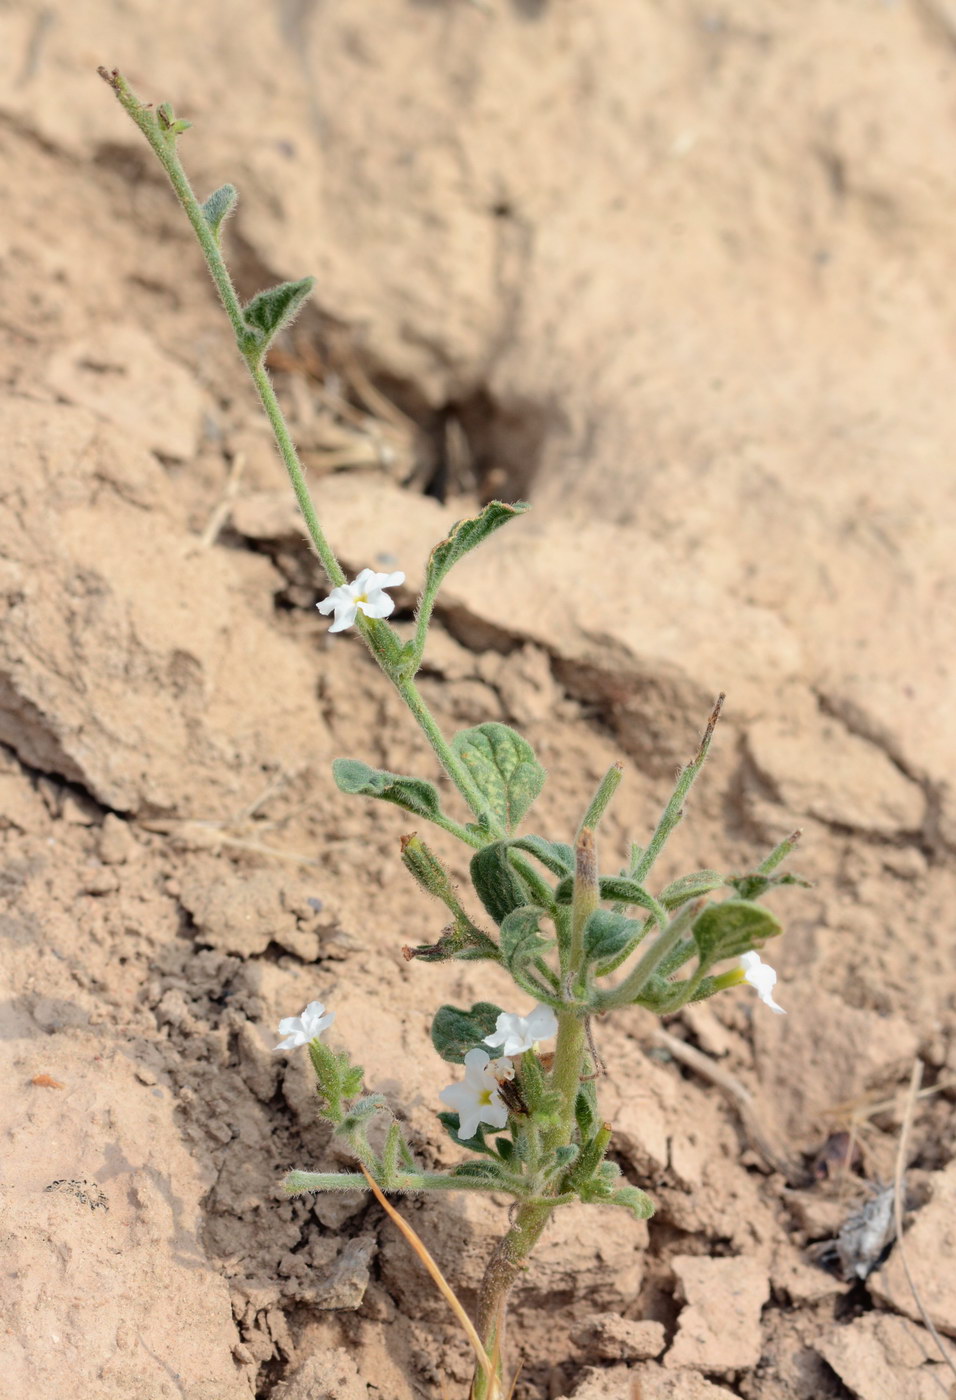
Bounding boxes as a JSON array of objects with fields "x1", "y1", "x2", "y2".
[
  {"x1": 274, "y1": 1000, "x2": 335, "y2": 1050},
  {"x1": 483, "y1": 1003, "x2": 558, "y2": 1058},
  {"x1": 317, "y1": 567, "x2": 405, "y2": 633},
  {"x1": 739, "y1": 951, "x2": 786, "y2": 1015},
  {"x1": 439, "y1": 1047, "x2": 513, "y2": 1139}
]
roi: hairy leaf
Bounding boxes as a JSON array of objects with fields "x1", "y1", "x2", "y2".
[
  {"x1": 730, "y1": 870, "x2": 812, "y2": 901},
  {"x1": 499, "y1": 904, "x2": 553, "y2": 975},
  {"x1": 437, "y1": 1111, "x2": 501, "y2": 1157},
  {"x1": 452, "y1": 722, "x2": 546, "y2": 832},
  {"x1": 692, "y1": 898, "x2": 782, "y2": 969},
  {"x1": 201, "y1": 183, "x2": 237, "y2": 237},
  {"x1": 333, "y1": 758, "x2": 443, "y2": 822},
  {"x1": 659, "y1": 869, "x2": 726, "y2": 909},
  {"x1": 583, "y1": 908, "x2": 640, "y2": 962},
  {"x1": 510, "y1": 834, "x2": 575, "y2": 878},
  {"x1": 470, "y1": 840, "x2": 539, "y2": 926},
  {"x1": 425, "y1": 500, "x2": 529, "y2": 597},
  {"x1": 242, "y1": 276, "x2": 315, "y2": 351},
  {"x1": 431, "y1": 1002, "x2": 502, "y2": 1064}
]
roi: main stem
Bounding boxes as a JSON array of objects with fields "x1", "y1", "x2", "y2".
[
  {"x1": 472, "y1": 1010, "x2": 586, "y2": 1396},
  {"x1": 101, "y1": 70, "x2": 504, "y2": 836},
  {"x1": 471, "y1": 834, "x2": 595, "y2": 1386}
]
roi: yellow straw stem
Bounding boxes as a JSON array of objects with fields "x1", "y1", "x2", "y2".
[{"x1": 359, "y1": 1167, "x2": 501, "y2": 1394}]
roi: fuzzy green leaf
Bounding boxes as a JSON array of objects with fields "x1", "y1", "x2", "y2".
[
  {"x1": 692, "y1": 898, "x2": 783, "y2": 970},
  {"x1": 437, "y1": 1111, "x2": 501, "y2": 1157},
  {"x1": 431, "y1": 1002, "x2": 502, "y2": 1064},
  {"x1": 424, "y1": 500, "x2": 529, "y2": 598},
  {"x1": 608, "y1": 1184, "x2": 655, "y2": 1219},
  {"x1": 659, "y1": 869, "x2": 726, "y2": 909},
  {"x1": 730, "y1": 870, "x2": 812, "y2": 901},
  {"x1": 554, "y1": 874, "x2": 667, "y2": 931},
  {"x1": 583, "y1": 908, "x2": 640, "y2": 963},
  {"x1": 201, "y1": 183, "x2": 237, "y2": 237},
  {"x1": 451, "y1": 1159, "x2": 514, "y2": 1185},
  {"x1": 452, "y1": 723, "x2": 546, "y2": 833},
  {"x1": 499, "y1": 905, "x2": 553, "y2": 976},
  {"x1": 510, "y1": 834, "x2": 575, "y2": 878},
  {"x1": 575, "y1": 1087, "x2": 599, "y2": 1142},
  {"x1": 340, "y1": 1093, "x2": 387, "y2": 1133},
  {"x1": 497, "y1": 1137, "x2": 516, "y2": 1163},
  {"x1": 333, "y1": 758, "x2": 443, "y2": 823},
  {"x1": 242, "y1": 276, "x2": 315, "y2": 351},
  {"x1": 469, "y1": 840, "x2": 538, "y2": 926}
]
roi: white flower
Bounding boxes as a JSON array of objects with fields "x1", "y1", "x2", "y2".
[
  {"x1": 439, "y1": 1047, "x2": 513, "y2": 1139},
  {"x1": 317, "y1": 568, "x2": 405, "y2": 633},
  {"x1": 274, "y1": 1000, "x2": 335, "y2": 1051},
  {"x1": 483, "y1": 1003, "x2": 558, "y2": 1058},
  {"x1": 739, "y1": 951, "x2": 786, "y2": 1015}
]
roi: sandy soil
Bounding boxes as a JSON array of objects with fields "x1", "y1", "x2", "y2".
[{"x1": 1, "y1": 3, "x2": 955, "y2": 1398}]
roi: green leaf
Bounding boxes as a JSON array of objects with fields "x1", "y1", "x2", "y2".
[
  {"x1": 607, "y1": 1185, "x2": 655, "y2": 1219},
  {"x1": 437, "y1": 1111, "x2": 501, "y2": 1157},
  {"x1": 201, "y1": 183, "x2": 237, "y2": 237},
  {"x1": 431, "y1": 1002, "x2": 502, "y2": 1064},
  {"x1": 575, "y1": 1087, "x2": 598, "y2": 1143},
  {"x1": 510, "y1": 834, "x2": 575, "y2": 878},
  {"x1": 242, "y1": 276, "x2": 315, "y2": 351},
  {"x1": 499, "y1": 905, "x2": 553, "y2": 975},
  {"x1": 333, "y1": 758, "x2": 443, "y2": 822},
  {"x1": 452, "y1": 1159, "x2": 514, "y2": 1185},
  {"x1": 425, "y1": 500, "x2": 529, "y2": 597},
  {"x1": 554, "y1": 874, "x2": 667, "y2": 930},
  {"x1": 403, "y1": 924, "x2": 499, "y2": 964},
  {"x1": 583, "y1": 908, "x2": 639, "y2": 963},
  {"x1": 156, "y1": 102, "x2": 191, "y2": 136},
  {"x1": 555, "y1": 1145, "x2": 579, "y2": 1168},
  {"x1": 692, "y1": 899, "x2": 783, "y2": 970},
  {"x1": 517, "y1": 1047, "x2": 546, "y2": 1112},
  {"x1": 729, "y1": 870, "x2": 812, "y2": 900},
  {"x1": 469, "y1": 840, "x2": 538, "y2": 926},
  {"x1": 628, "y1": 973, "x2": 675, "y2": 1012},
  {"x1": 659, "y1": 869, "x2": 726, "y2": 909},
  {"x1": 340, "y1": 1093, "x2": 387, "y2": 1133},
  {"x1": 452, "y1": 722, "x2": 546, "y2": 832},
  {"x1": 341, "y1": 1064, "x2": 365, "y2": 1098}
]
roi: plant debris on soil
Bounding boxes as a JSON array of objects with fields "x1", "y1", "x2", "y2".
[{"x1": 2, "y1": 4, "x2": 956, "y2": 1399}]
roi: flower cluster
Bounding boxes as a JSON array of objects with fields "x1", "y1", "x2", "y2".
[
  {"x1": 273, "y1": 959, "x2": 783, "y2": 1133},
  {"x1": 437, "y1": 1002, "x2": 560, "y2": 1139}
]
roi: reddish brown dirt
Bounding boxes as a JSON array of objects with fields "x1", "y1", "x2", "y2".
[{"x1": 1, "y1": 5, "x2": 955, "y2": 1399}]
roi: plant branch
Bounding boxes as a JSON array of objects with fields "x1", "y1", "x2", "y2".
[{"x1": 630, "y1": 693, "x2": 724, "y2": 884}]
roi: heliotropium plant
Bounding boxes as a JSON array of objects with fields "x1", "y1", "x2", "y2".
[{"x1": 100, "y1": 70, "x2": 806, "y2": 1398}]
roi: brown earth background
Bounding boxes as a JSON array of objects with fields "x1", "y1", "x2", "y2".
[{"x1": 2, "y1": 2, "x2": 956, "y2": 1398}]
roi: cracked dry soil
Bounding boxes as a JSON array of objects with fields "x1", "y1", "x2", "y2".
[{"x1": 2, "y1": 4, "x2": 956, "y2": 1399}]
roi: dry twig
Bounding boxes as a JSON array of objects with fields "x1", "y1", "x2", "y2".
[{"x1": 892, "y1": 1059, "x2": 956, "y2": 1383}]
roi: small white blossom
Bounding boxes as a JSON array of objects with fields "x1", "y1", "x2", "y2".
[
  {"x1": 439, "y1": 1047, "x2": 513, "y2": 1139},
  {"x1": 274, "y1": 1000, "x2": 335, "y2": 1051},
  {"x1": 483, "y1": 1003, "x2": 558, "y2": 1058},
  {"x1": 317, "y1": 568, "x2": 405, "y2": 633},
  {"x1": 739, "y1": 951, "x2": 786, "y2": 1015}
]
